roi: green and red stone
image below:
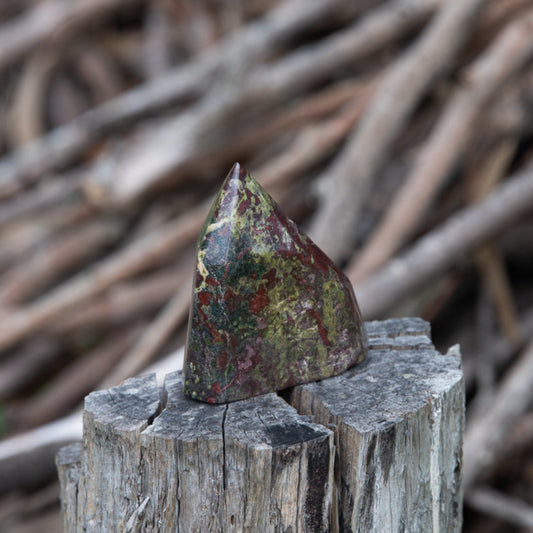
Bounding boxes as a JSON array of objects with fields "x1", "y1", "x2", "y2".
[{"x1": 184, "y1": 163, "x2": 367, "y2": 403}]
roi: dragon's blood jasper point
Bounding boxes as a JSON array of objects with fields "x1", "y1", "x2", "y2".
[{"x1": 184, "y1": 163, "x2": 367, "y2": 403}]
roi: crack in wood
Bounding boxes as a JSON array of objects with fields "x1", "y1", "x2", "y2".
[{"x1": 221, "y1": 403, "x2": 228, "y2": 493}]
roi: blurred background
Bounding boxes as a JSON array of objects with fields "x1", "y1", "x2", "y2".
[{"x1": 0, "y1": 0, "x2": 532, "y2": 531}]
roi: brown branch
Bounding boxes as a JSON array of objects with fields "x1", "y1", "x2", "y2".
[
  {"x1": 11, "y1": 325, "x2": 143, "y2": 430},
  {"x1": 0, "y1": 200, "x2": 93, "y2": 274},
  {"x1": 0, "y1": 337, "x2": 62, "y2": 401},
  {"x1": 468, "y1": 140, "x2": 523, "y2": 347},
  {"x1": 474, "y1": 243, "x2": 523, "y2": 348},
  {"x1": 0, "y1": 0, "x2": 361, "y2": 200},
  {"x1": 99, "y1": 283, "x2": 191, "y2": 389},
  {"x1": 349, "y1": 11, "x2": 533, "y2": 281},
  {"x1": 353, "y1": 164, "x2": 533, "y2": 319},
  {"x1": 82, "y1": 0, "x2": 438, "y2": 206},
  {"x1": 466, "y1": 487, "x2": 533, "y2": 529},
  {"x1": 0, "y1": 412, "x2": 82, "y2": 495},
  {"x1": 0, "y1": 169, "x2": 84, "y2": 228},
  {"x1": 0, "y1": 202, "x2": 207, "y2": 352},
  {"x1": 6, "y1": 49, "x2": 57, "y2": 147},
  {"x1": 51, "y1": 265, "x2": 191, "y2": 334},
  {"x1": 0, "y1": 0, "x2": 140, "y2": 74},
  {"x1": 0, "y1": 219, "x2": 124, "y2": 305},
  {"x1": 256, "y1": 83, "x2": 376, "y2": 192},
  {"x1": 308, "y1": 0, "x2": 488, "y2": 262},
  {"x1": 205, "y1": 77, "x2": 375, "y2": 172},
  {"x1": 463, "y1": 339, "x2": 533, "y2": 491},
  {"x1": 490, "y1": 412, "x2": 533, "y2": 476},
  {"x1": 0, "y1": 481, "x2": 59, "y2": 529},
  {"x1": 0, "y1": 344, "x2": 182, "y2": 494},
  {"x1": 463, "y1": 307, "x2": 533, "y2": 390}
]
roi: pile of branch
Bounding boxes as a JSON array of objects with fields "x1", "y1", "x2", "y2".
[{"x1": 0, "y1": 1, "x2": 533, "y2": 530}]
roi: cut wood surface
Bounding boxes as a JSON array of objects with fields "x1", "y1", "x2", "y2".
[{"x1": 58, "y1": 318, "x2": 464, "y2": 532}]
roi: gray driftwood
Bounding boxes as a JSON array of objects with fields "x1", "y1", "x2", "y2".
[{"x1": 57, "y1": 318, "x2": 464, "y2": 532}]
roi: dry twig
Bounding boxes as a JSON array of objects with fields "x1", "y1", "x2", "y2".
[
  {"x1": 256, "y1": 85, "x2": 376, "y2": 192},
  {"x1": 51, "y1": 266, "x2": 191, "y2": 334},
  {"x1": 309, "y1": 0, "x2": 488, "y2": 262},
  {"x1": 83, "y1": 0, "x2": 439, "y2": 205},
  {"x1": 0, "y1": 346, "x2": 181, "y2": 494},
  {"x1": 354, "y1": 164, "x2": 533, "y2": 319},
  {"x1": 463, "y1": 337, "x2": 533, "y2": 490},
  {"x1": 0, "y1": 0, "x2": 361, "y2": 199},
  {"x1": 469, "y1": 141, "x2": 523, "y2": 347},
  {"x1": 0, "y1": 337, "x2": 61, "y2": 400},
  {"x1": 0, "y1": 218, "x2": 124, "y2": 305},
  {"x1": 99, "y1": 284, "x2": 190, "y2": 388},
  {"x1": 0, "y1": 0, "x2": 139, "y2": 74},
  {"x1": 466, "y1": 487, "x2": 533, "y2": 529},
  {"x1": 0, "y1": 203, "x2": 207, "y2": 352},
  {"x1": 349, "y1": 11, "x2": 533, "y2": 281},
  {"x1": 12, "y1": 326, "x2": 143, "y2": 429}
]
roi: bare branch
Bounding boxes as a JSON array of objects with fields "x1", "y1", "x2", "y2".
[
  {"x1": 0, "y1": 0, "x2": 139, "y2": 74},
  {"x1": 463, "y1": 337, "x2": 533, "y2": 490},
  {"x1": 309, "y1": 0, "x2": 488, "y2": 262},
  {"x1": 0, "y1": 203, "x2": 207, "y2": 352},
  {"x1": 0, "y1": 0, "x2": 362, "y2": 200},
  {"x1": 350, "y1": 11, "x2": 533, "y2": 280},
  {"x1": 354, "y1": 165, "x2": 533, "y2": 319},
  {"x1": 83, "y1": 0, "x2": 439, "y2": 205},
  {"x1": 99, "y1": 283, "x2": 190, "y2": 388},
  {"x1": 466, "y1": 487, "x2": 533, "y2": 528}
]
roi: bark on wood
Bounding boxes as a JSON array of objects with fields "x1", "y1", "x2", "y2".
[
  {"x1": 0, "y1": 347, "x2": 179, "y2": 497},
  {"x1": 57, "y1": 318, "x2": 464, "y2": 532}
]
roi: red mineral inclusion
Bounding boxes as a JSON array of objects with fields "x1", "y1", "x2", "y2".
[{"x1": 183, "y1": 163, "x2": 367, "y2": 403}]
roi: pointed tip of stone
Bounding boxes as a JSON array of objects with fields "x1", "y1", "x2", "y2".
[{"x1": 228, "y1": 162, "x2": 246, "y2": 181}]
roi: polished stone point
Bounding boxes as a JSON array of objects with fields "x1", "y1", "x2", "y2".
[{"x1": 184, "y1": 163, "x2": 368, "y2": 403}]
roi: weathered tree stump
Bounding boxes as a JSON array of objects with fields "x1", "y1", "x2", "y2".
[
  {"x1": 291, "y1": 318, "x2": 464, "y2": 532},
  {"x1": 57, "y1": 318, "x2": 464, "y2": 532}
]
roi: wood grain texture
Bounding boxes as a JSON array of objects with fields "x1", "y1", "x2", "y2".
[
  {"x1": 78, "y1": 373, "x2": 162, "y2": 530},
  {"x1": 290, "y1": 317, "x2": 464, "y2": 532},
  {"x1": 58, "y1": 318, "x2": 464, "y2": 532},
  {"x1": 56, "y1": 442, "x2": 81, "y2": 533},
  {"x1": 63, "y1": 371, "x2": 333, "y2": 531}
]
